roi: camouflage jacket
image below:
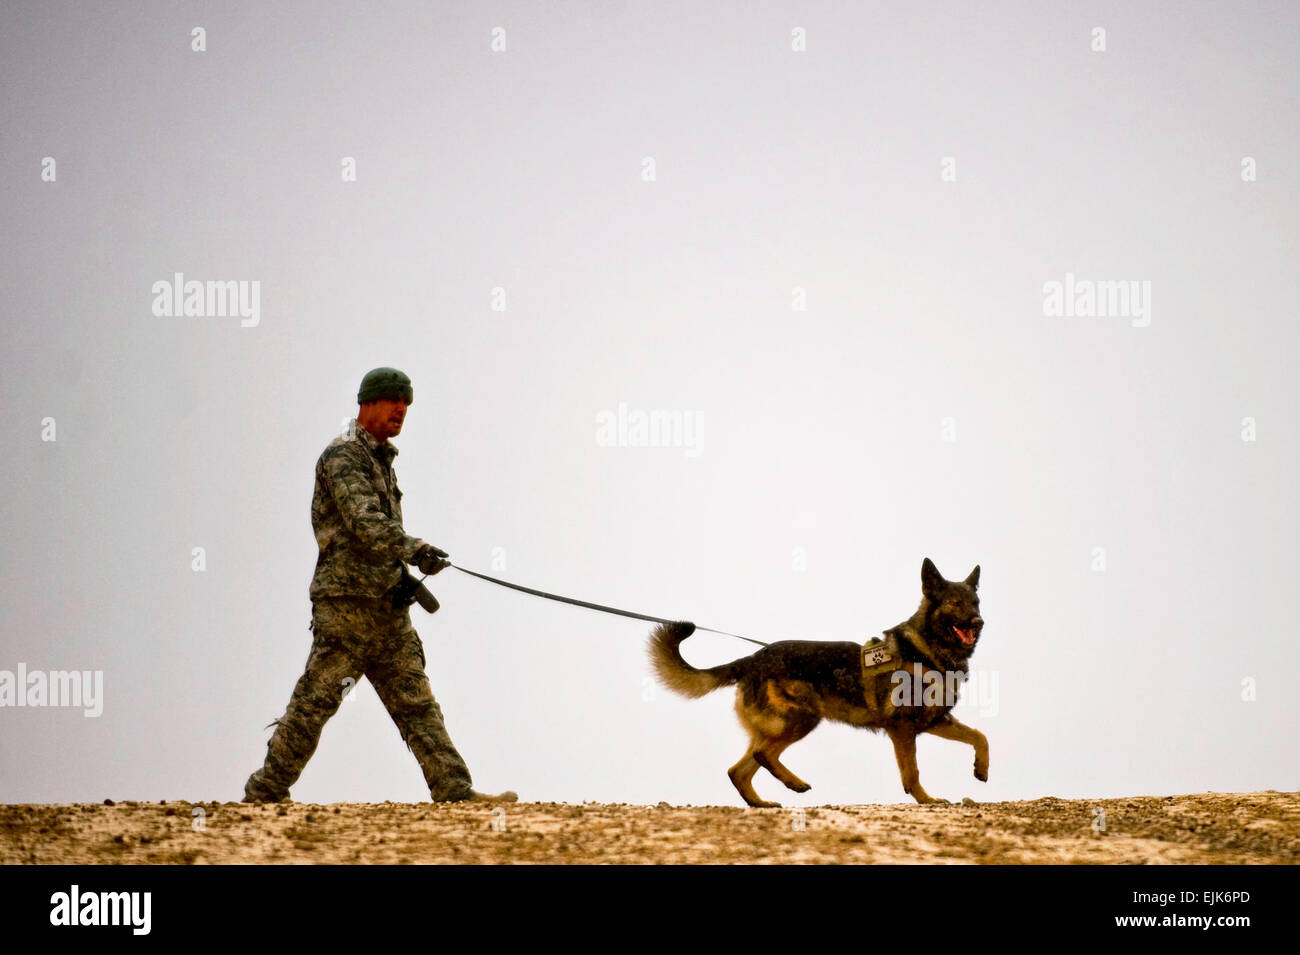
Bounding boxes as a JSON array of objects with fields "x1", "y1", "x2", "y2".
[{"x1": 308, "y1": 419, "x2": 427, "y2": 600}]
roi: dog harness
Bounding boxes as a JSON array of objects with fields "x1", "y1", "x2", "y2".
[
  {"x1": 860, "y1": 634, "x2": 904, "y2": 718},
  {"x1": 860, "y1": 627, "x2": 947, "y2": 718}
]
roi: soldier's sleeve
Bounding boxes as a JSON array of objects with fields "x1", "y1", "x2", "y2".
[{"x1": 320, "y1": 445, "x2": 426, "y2": 563}]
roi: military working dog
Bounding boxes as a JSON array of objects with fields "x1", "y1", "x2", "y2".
[{"x1": 649, "y1": 558, "x2": 987, "y2": 806}]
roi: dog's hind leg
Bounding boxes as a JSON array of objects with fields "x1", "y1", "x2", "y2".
[
  {"x1": 727, "y1": 750, "x2": 779, "y2": 808},
  {"x1": 923, "y1": 714, "x2": 989, "y2": 782},
  {"x1": 729, "y1": 695, "x2": 784, "y2": 807},
  {"x1": 885, "y1": 726, "x2": 948, "y2": 805},
  {"x1": 754, "y1": 714, "x2": 820, "y2": 793}
]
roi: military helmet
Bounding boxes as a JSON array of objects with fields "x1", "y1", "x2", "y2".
[{"x1": 357, "y1": 367, "x2": 413, "y2": 405}]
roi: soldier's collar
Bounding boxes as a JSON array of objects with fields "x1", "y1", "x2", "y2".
[{"x1": 351, "y1": 419, "x2": 399, "y2": 461}]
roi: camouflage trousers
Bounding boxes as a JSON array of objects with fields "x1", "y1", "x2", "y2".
[{"x1": 244, "y1": 597, "x2": 474, "y2": 802}]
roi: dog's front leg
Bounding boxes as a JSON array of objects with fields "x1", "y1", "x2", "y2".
[
  {"x1": 886, "y1": 727, "x2": 947, "y2": 804},
  {"x1": 924, "y1": 714, "x2": 989, "y2": 782}
]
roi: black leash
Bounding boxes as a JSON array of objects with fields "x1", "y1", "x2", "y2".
[{"x1": 442, "y1": 563, "x2": 770, "y2": 648}]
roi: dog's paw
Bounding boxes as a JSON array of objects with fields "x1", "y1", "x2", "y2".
[
  {"x1": 974, "y1": 759, "x2": 989, "y2": 782},
  {"x1": 747, "y1": 799, "x2": 783, "y2": 809},
  {"x1": 912, "y1": 793, "x2": 950, "y2": 806},
  {"x1": 790, "y1": 781, "x2": 812, "y2": 794}
]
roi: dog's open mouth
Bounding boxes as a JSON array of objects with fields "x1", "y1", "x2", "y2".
[{"x1": 953, "y1": 626, "x2": 977, "y2": 647}]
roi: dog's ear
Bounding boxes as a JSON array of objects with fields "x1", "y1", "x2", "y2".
[
  {"x1": 921, "y1": 557, "x2": 944, "y2": 599},
  {"x1": 965, "y1": 565, "x2": 980, "y2": 591}
]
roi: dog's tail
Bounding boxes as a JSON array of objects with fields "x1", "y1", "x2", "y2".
[{"x1": 648, "y1": 621, "x2": 741, "y2": 698}]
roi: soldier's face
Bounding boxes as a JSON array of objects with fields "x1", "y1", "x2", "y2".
[{"x1": 359, "y1": 398, "x2": 408, "y2": 442}]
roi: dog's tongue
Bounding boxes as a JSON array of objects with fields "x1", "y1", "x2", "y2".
[{"x1": 954, "y1": 627, "x2": 975, "y2": 646}]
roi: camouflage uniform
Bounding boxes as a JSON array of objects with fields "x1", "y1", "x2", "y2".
[{"x1": 244, "y1": 419, "x2": 474, "y2": 802}]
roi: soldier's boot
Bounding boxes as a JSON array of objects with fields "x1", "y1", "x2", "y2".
[
  {"x1": 459, "y1": 790, "x2": 519, "y2": 803},
  {"x1": 242, "y1": 769, "x2": 289, "y2": 804}
]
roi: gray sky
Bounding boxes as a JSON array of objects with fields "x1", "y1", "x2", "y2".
[{"x1": 1, "y1": 1, "x2": 1296, "y2": 809}]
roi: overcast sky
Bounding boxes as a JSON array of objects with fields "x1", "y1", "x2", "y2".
[{"x1": 1, "y1": 1, "x2": 1296, "y2": 810}]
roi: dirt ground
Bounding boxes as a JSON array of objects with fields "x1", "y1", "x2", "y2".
[{"x1": 1, "y1": 791, "x2": 1294, "y2": 864}]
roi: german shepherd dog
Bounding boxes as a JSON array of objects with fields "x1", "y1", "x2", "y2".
[{"x1": 649, "y1": 558, "x2": 987, "y2": 806}]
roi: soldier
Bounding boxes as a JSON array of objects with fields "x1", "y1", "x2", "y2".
[{"x1": 243, "y1": 367, "x2": 516, "y2": 804}]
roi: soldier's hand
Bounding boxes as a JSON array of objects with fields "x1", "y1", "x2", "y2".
[{"x1": 414, "y1": 544, "x2": 450, "y2": 576}]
